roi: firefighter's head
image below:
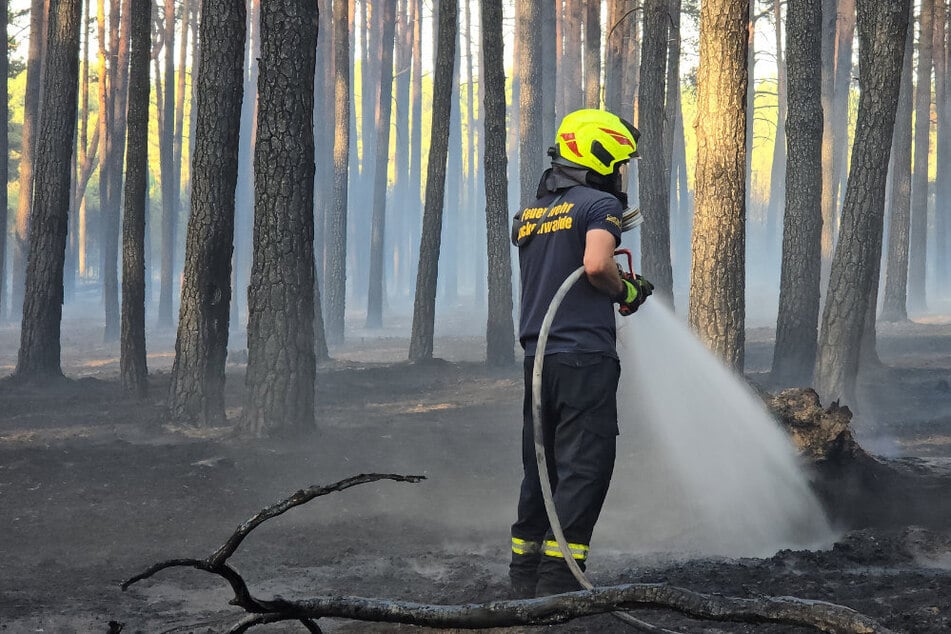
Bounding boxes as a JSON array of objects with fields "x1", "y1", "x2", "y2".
[{"x1": 548, "y1": 109, "x2": 640, "y2": 206}]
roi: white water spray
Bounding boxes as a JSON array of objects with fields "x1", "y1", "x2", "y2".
[{"x1": 600, "y1": 301, "x2": 836, "y2": 557}]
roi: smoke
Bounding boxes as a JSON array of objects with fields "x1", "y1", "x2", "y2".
[{"x1": 598, "y1": 301, "x2": 836, "y2": 558}]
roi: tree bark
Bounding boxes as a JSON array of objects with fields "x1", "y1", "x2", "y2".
[
  {"x1": 584, "y1": 0, "x2": 601, "y2": 108},
  {"x1": 242, "y1": 0, "x2": 318, "y2": 436},
  {"x1": 934, "y1": 0, "x2": 950, "y2": 292},
  {"x1": 517, "y1": 0, "x2": 542, "y2": 209},
  {"x1": 765, "y1": 0, "x2": 788, "y2": 252},
  {"x1": 880, "y1": 21, "x2": 915, "y2": 323},
  {"x1": 0, "y1": 0, "x2": 8, "y2": 320},
  {"x1": 168, "y1": 0, "x2": 246, "y2": 425},
  {"x1": 325, "y1": 0, "x2": 350, "y2": 345},
  {"x1": 639, "y1": 0, "x2": 673, "y2": 303},
  {"x1": 563, "y1": 0, "x2": 583, "y2": 114},
  {"x1": 815, "y1": 0, "x2": 910, "y2": 405},
  {"x1": 157, "y1": 0, "x2": 178, "y2": 329},
  {"x1": 15, "y1": 0, "x2": 81, "y2": 380},
  {"x1": 771, "y1": 0, "x2": 824, "y2": 387},
  {"x1": 120, "y1": 0, "x2": 150, "y2": 398},
  {"x1": 688, "y1": 0, "x2": 749, "y2": 371},
  {"x1": 408, "y1": 0, "x2": 455, "y2": 362},
  {"x1": 830, "y1": 0, "x2": 856, "y2": 223},
  {"x1": 11, "y1": 0, "x2": 48, "y2": 321},
  {"x1": 365, "y1": 0, "x2": 396, "y2": 328},
  {"x1": 482, "y1": 0, "x2": 514, "y2": 367},
  {"x1": 819, "y1": 0, "x2": 837, "y2": 288},
  {"x1": 908, "y1": 0, "x2": 934, "y2": 313}
]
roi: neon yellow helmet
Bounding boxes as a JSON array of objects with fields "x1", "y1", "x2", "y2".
[{"x1": 552, "y1": 109, "x2": 640, "y2": 176}]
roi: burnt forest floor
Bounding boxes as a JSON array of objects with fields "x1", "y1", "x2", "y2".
[{"x1": 1, "y1": 304, "x2": 951, "y2": 633}]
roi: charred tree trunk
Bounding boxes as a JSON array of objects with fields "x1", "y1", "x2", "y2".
[
  {"x1": 482, "y1": 0, "x2": 514, "y2": 367},
  {"x1": 408, "y1": 0, "x2": 455, "y2": 362},
  {"x1": 688, "y1": 0, "x2": 749, "y2": 371},
  {"x1": 771, "y1": 0, "x2": 824, "y2": 387},
  {"x1": 908, "y1": 0, "x2": 934, "y2": 313},
  {"x1": 639, "y1": 0, "x2": 673, "y2": 303},
  {"x1": 15, "y1": 0, "x2": 81, "y2": 380},
  {"x1": 325, "y1": 0, "x2": 350, "y2": 345},
  {"x1": 815, "y1": 0, "x2": 910, "y2": 405},
  {"x1": 168, "y1": 0, "x2": 246, "y2": 425},
  {"x1": 880, "y1": 22, "x2": 915, "y2": 323},
  {"x1": 365, "y1": 0, "x2": 396, "y2": 329},
  {"x1": 242, "y1": 0, "x2": 318, "y2": 436},
  {"x1": 119, "y1": 0, "x2": 151, "y2": 397}
]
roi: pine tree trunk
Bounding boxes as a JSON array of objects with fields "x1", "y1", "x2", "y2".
[
  {"x1": 366, "y1": 0, "x2": 396, "y2": 328},
  {"x1": 408, "y1": 0, "x2": 455, "y2": 363},
  {"x1": 0, "y1": 0, "x2": 8, "y2": 320},
  {"x1": 11, "y1": 0, "x2": 48, "y2": 321},
  {"x1": 639, "y1": 0, "x2": 674, "y2": 302},
  {"x1": 563, "y1": 0, "x2": 583, "y2": 114},
  {"x1": 880, "y1": 22, "x2": 914, "y2": 322},
  {"x1": 584, "y1": 0, "x2": 601, "y2": 108},
  {"x1": 830, "y1": 0, "x2": 856, "y2": 219},
  {"x1": 157, "y1": 0, "x2": 178, "y2": 329},
  {"x1": 909, "y1": 0, "x2": 934, "y2": 313},
  {"x1": 540, "y1": 0, "x2": 556, "y2": 144},
  {"x1": 935, "y1": 0, "x2": 951, "y2": 291},
  {"x1": 819, "y1": 0, "x2": 837, "y2": 288},
  {"x1": 517, "y1": 0, "x2": 542, "y2": 209},
  {"x1": 325, "y1": 0, "x2": 350, "y2": 345},
  {"x1": 120, "y1": 0, "x2": 150, "y2": 397},
  {"x1": 815, "y1": 0, "x2": 910, "y2": 405},
  {"x1": 482, "y1": 0, "x2": 514, "y2": 367},
  {"x1": 771, "y1": 0, "x2": 824, "y2": 387},
  {"x1": 168, "y1": 0, "x2": 245, "y2": 425},
  {"x1": 15, "y1": 0, "x2": 81, "y2": 380},
  {"x1": 688, "y1": 0, "x2": 749, "y2": 371},
  {"x1": 242, "y1": 0, "x2": 318, "y2": 436},
  {"x1": 766, "y1": 0, "x2": 788, "y2": 252}
]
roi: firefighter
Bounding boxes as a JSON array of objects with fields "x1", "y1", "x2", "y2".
[{"x1": 509, "y1": 109, "x2": 653, "y2": 598}]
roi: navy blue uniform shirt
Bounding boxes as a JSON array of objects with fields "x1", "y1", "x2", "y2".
[{"x1": 517, "y1": 185, "x2": 624, "y2": 357}]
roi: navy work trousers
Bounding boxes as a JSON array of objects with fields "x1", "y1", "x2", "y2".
[{"x1": 510, "y1": 352, "x2": 620, "y2": 594}]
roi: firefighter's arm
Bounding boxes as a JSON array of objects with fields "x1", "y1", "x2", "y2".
[{"x1": 584, "y1": 229, "x2": 626, "y2": 299}]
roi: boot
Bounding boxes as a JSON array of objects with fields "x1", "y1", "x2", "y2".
[{"x1": 535, "y1": 556, "x2": 583, "y2": 596}]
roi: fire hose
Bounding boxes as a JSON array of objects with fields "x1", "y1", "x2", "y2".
[{"x1": 532, "y1": 257, "x2": 669, "y2": 633}]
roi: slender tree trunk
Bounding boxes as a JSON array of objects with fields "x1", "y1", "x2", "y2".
[
  {"x1": 408, "y1": 0, "x2": 455, "y2": 362},
  {"x1": 12, "y1": 0, "x2": 48, "y2": 320},
  {"x1": 157, "y1": 0, "x2": 177, "y2": 328},
  {"x1": 540, "y1": 0, "x2": 556, "y2": 144},
  {"x1": 815, "y1": 0, "x2": 910, "y2": 405},
  {"x1": 242, "y1": 0, "x2": 318, "y2": 436},
  {"x1": 120, "y1": 0, "x2": 150, "y2": 397},
  {"x1": 168, "y1": 0, "x2": 246, "y2": 425},
  {"x1": 482, "y1": 0, "x2": 514, "y2": 366},
  {"x1": 771, "y1": 0, "x2": 824, "y2": 387},
  {"x1": 935, "y1": 0, "x2": 951, "y2": 292},
  {"x1": 564, "y1": 0, "x2": 583, "y2": 114},
  {"x1": 688, "y1": 0, "x2": 749, "y2": 370},
  {"x1": 830, "y1": 0, "x2": 856, "y2": 219},
  {"x1": 0, "y1": 0, "x2": 8, "y2": 320},
  {"x1": 909, "y1": 0, "x2": 934, "y2": 313},
  {"x1": 325, "y1": 0, "x2": 350, "y2": 344},
  {"x1": 174, "y1": 0, "x2": 190, "y2": 208},
  {"x1": 407, "y1": 0, "x2": 422, "y2": 293},
  {"x1": 517, "y1": 0, "x2": 542, "y2": 209},
  {"x1": 639, "y1": 0, "x2": 673, "y2": 302},
  {"x1": 880, "y1": 21, "x2": 915, "y2": 322},
  {"x1": 819, "y1": 0, "x2": 837, "y2": 288},
  {"x1": 15, "y1": 0, "x2": 81, "y2": 380},
  {"x1": 366, "y1": 0, "x2": 395, "y2": 328},
  {"x1": 766, "y1": 0, "x2": 788, "y2": 252},
  {"x1": 584, "y1": 0, "x2": 601, "y2": 108}
]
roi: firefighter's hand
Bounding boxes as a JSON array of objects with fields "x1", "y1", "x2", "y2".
[{"x1": 615, "y1": 273, "x2": 653, "y2": 316}]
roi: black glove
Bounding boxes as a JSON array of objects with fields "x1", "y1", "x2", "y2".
[{"x1": 614, "y1": 273, "x2": 654, "y2": 316}]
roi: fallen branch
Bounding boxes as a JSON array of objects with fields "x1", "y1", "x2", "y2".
[{"x1": 122, "y1": 473, "x2": 894, "y2": 633}]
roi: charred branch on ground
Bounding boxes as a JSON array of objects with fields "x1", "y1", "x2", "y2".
[{"x1": 122, "y1": 472, "x2": 893, "y2": 633}]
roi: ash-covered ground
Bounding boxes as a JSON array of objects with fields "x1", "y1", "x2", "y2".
[{"x1": 1, "y1": 312, "x2": 950, "y2": 633}]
